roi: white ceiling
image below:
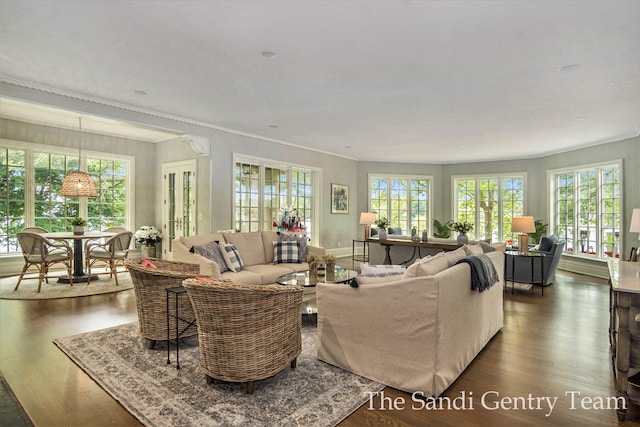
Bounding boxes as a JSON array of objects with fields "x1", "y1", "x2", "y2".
[{"x1": 1, "y1": 0, "x2": 639, "y2": 163}]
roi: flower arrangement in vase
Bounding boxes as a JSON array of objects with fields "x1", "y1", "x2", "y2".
[
  {"x1": 452, "y1": 221, "x2": 473, "y2": 244},
  {"x1": 273, "y1": 206, "x2": 305, "y2": 232},
  {"x1": 375, "y1": 217, "x2": 390, "y2": 240},
  {"x1": 135, "y1": 226, "x2": 162, "y2": 258},
  {"x1": 307, "y1": 252, "x2": 320, "y2": 277},
  {"x1": 322, "y1": 254, "x2": 336, "y2": 275}
]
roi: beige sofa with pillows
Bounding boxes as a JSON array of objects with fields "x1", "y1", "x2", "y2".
[
  {"x1": 172, "y1": 231, "x2": 326, "y2": 284},
  {"x1": 316, "y1": 243, "x2": 504, "y2": 397}
]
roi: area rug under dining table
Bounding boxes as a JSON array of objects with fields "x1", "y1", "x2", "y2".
[{"x1": 53, "y1": 319, "x2": 384, "y2": 426}]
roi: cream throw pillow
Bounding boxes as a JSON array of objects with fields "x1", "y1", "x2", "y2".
[
  {"x1": 402, "y1": 253, "x2": 442, "y2": 279},
  {"x1": 415, "y1": 255, "x2": 450, "y2": 276},
  {"x1": 464, "y1": 243, "x2": 483, "y2": 256},
  {"x1": 443, "y1": 246, "x2": 467, "y2": 267}
]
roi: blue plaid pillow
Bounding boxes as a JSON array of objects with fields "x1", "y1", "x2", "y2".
[
  {"x1": 273, "y1": 241, "x2": 300, "y2": 264},
  {"x1": 221, "y1": 243, "x2": 244, "y2": 272}
]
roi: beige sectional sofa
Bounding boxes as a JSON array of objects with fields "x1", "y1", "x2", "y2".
[
  {"x1": 172, "y1": 230, "x2": 326, "y2": 284},
  {"x1": 316, "y1": 248, "x2": 504, "y2": 397}
]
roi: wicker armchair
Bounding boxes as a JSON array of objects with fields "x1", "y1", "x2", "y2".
[
  {"x1": 86, "y1": 231, "x2": 132, "y2": 285},
  {"x1": 182, "y1": 278, "x2": 303, "y2": 394},
  {"x1": 125, "y1": 257, "x2": 200, "y2": 349},
  {"x1": 16, "y1": 231, "x2": 74, "y2": 292}
]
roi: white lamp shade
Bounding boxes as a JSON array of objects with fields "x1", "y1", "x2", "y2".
[
  {"x1": 630, "y1": 208, "x2": 640, "y2": 233},
  {"x1": 511, "y1": 216, "x2": 536, "y2": 233},
  {"x1": 360, "y1": 212, "x2": 376, "y2": 225}
]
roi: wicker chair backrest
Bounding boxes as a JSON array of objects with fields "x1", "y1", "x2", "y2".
[{"x1": 17, "y1": 232, "x2": 47, "y2": 261}]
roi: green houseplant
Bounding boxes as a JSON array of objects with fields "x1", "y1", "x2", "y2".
[
  {"x1": 375, "y1": 217, "x2": 390, "y2": 240},
  {"x1": 71, "y1": 217, "x2": 86, "y2": 235},
  {"x1": 433, "y1": 219, "x2": 453, "y2": 238},
  {"x1": 529, "y1": 219, "x2": 549, "y2": 244}
]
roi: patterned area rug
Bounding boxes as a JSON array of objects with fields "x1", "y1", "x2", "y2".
[
  {"x1": 0, "y1": 269, "x2": 133, "y2": 300},
  {"x1": 53, "y1": 320, "x2": 384, "y2": 427}
]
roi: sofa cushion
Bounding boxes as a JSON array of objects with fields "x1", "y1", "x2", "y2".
[
  {"x1": 415, "y1": 254, "x2": 449, "y2": 276},
  {"x1": 220, "y1": 243, "x2": 244, "y2": 272},
  {"x1": 464, "y1": 243, "x2": 483, "y2": 256},
  {"x1": 244, "y1": 264, "x2": 296, "y2": 284},
  {"x1": 538, "y1": 235, "x2": 558, "y2": 253},
  {"x1": 360, "y1": 263, "x2": 406, "y2": 275},
  {"x1": 261, "y1": 231, "x2": 280, "y2": 264},
  {"x1": 356, "y1": 272, "x2": 405, "y2": 285},
  {"x1": 273, "y1": 241, "x2": 300, "y2": 264},
  {"x1": 191, "y1": 240, "x2": 229, "y2": 273},
  {"x1": 402, "y1": 254, "x2": 439, "y2": 279},
  {"x1": 443, "y1": 246, "x2": 467, "y2": 267},
  {"x1": 220, "y1": 269, "x2": 262, "y2": 285},
  {"x1": 388, "y1": 227, "x2": 402, "y2": 235},
  {"x1": 278, "y1": 233, "x2": 308, "y2": 261},
  {"x1": 222, "y1": 231, "x2": 266, "y2": 266},
  {"x1": 180, "y1": 233, "x2": 225, "y2": 248}
]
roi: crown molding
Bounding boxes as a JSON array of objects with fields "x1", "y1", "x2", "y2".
[{"x1": 0, "y1": 77, "x2": 358, "y2": 161}]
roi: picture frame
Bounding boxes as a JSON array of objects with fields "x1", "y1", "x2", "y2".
[{"x1": 331, "y1": 183, "x2": 349, "y2": 214}]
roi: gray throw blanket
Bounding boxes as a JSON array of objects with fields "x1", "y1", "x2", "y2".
[{"x1": 455, "y1": 254, "x2": 499, "y2": 292}]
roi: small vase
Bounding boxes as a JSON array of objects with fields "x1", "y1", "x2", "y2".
[
  {"x1": 378, "y1": 229, "x2": 388, "y2": 240},
  {"x1": 457, "y1": 233, "x2": 468, "y2": 244},
  {"x1": 141, "y1": 244, "x2": 156, "y2": 258},
  {"x1": 309, "y1": 263, "x2": 318, "y2": 278},
  {"x1": 73, "y1": 225, "x2": 84, "y2": 235},
  {"x1": 326, "y1": 263, "x2": 335, "y2": 275}
]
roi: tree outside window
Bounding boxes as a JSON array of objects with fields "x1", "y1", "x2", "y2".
[
  {"x1": 369, "y1": 175, "x2": 430, "y2": 234},
  {"x1": 552, "y1": 164, "x2": 620, "y2": 258},
  {"x1": 454, "y1": 175, "x2": 525, "y2": 242}
]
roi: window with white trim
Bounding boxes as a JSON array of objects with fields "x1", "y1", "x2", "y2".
[
  {"x1": 0, "y1": 142, "x2": 132, "y2": 255},
  {"x1": 453, "y1": 175, "x2": 525, "y2": 242},
  {"x1": 369, "y1": 175, "x2": 431, "y2": 234},
  {"x1": 550, "y1": 162, "x2": 621, "y2": 259},
  {"x1": 234, "y1": 156, "x2": 318, "y2": 242}
]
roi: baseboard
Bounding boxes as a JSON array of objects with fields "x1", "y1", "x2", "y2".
[
  {"x1": 558, "y1": 256, "x2": 609, "y2": 280},
  {"x1": 327, "y1": 247, "x2": 352, "y2": 259}
]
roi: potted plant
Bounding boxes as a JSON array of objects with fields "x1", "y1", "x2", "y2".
[
  {"x1": 307, "y1": 252, "x2": 320, "y2": 277},
  {"x1": 134, "y1": 226, "x2": 163, "y2": 258},
  {"x1": 375, "y1": 217, "x2": 390, "y2": 240},
  {"x1": 71, "y1": 217, "x2": 87, "y2": 235},
  {"x1": 322, "y1": 254, "x2": 336, "y2": 275},
  {"x1": 529, "y1": 219, "x2": 548, "y2": 244},
  {"x1": 433, "y1": 219, "x2": 453, "y2": 238},
  {"x1": 452, "y1": 221, "x2": 473, "y2": 244}
]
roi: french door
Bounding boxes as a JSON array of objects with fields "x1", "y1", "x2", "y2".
[{"x1": 162, "y1": 160, "x2": 196, "y2": 258}]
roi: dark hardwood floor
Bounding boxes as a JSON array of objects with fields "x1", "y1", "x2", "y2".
[{"x1": 1, "y1": 265, "x2": 639, "y2": 426}]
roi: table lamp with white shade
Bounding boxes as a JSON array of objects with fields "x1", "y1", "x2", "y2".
[
  {"x1": 630, "y1": 208, "x2": 640, "y2": 261},
  {"x1": 512, "y1": 216, "x2": 536, "y2": 254},
  {"x1": 360, "y1": 212, "x2": 376, "y2": 239}
]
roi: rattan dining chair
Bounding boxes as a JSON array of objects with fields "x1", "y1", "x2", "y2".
[
  {"x1": 16, "y1": 232, "x2": 74, "y2": 292},
  {"x1": 86, "y1": 231, "x2": 133, "y2": 285},
  {"x1": 125, "y1": 257, "x2": 200, "y2": 349},
  {"x1": 182, "y1": 278, "x2": 303, "y2": 394}
]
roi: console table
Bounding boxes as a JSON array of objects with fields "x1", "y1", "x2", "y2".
[
  {"x1": 367, "y1": 238, "x2": 462, "y2": 265},
  {"x1": 608, "y1": 259, "x2": 640, "y2": 420},
  {"x1": 352, "y1": 239, "x2": 369, "y2": 267}
]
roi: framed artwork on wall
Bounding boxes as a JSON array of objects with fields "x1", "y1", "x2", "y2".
[{"x1": 331, "y1": 183, "x2": 349, "y2": 214}]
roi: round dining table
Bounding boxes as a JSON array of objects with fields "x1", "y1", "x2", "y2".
[{"x1": 42, "y1": 231, "x2": 116, "y2": 283}]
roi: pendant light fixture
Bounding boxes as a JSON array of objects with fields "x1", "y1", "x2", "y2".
[{"x1": 61, "y1": 117, "x2": 97, "y2": 198}]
